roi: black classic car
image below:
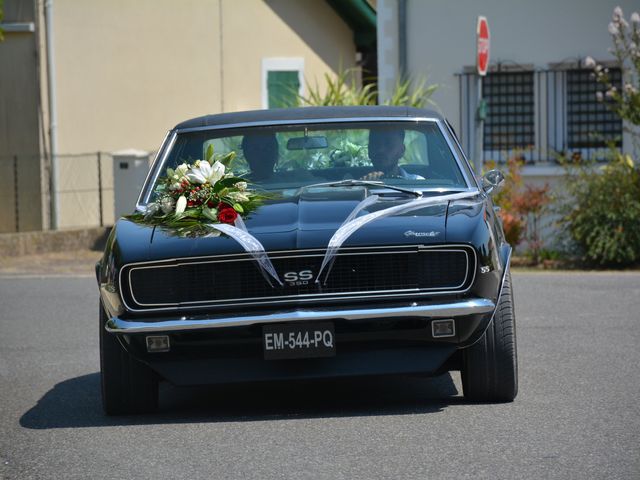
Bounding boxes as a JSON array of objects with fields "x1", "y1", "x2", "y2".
[{"x1": 97, "y1": 106, "x2": 517, "y2": 414}]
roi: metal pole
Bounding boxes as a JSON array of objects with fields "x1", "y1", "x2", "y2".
[
  {"x1": 13, "y1": 155, "x2": 19, "y2": 232},
  {"x1": 474, "y1": 76, "x2": 484, "y2": 175},
  {"x1": 466, "y1": 74, "x2": 471, "y2": 154},
  {"x1": 97, "y1": 152, "x2": 103, "y2": 227},
  {"x1": 45, "y1": 0, "x2": 59, "y2": 229},
  {"x1": 218, "y1": 0, "x2": 224, "y2": 112},
  {"x1": 398, "y1": 0, "x2": 407, "y2": 81}
]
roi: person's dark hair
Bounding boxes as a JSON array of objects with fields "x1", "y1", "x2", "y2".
[
  {"x1": 241, "y1": 133, "x2": 278, "y2": 180},
  {"x1": 368, "y1": 128, "x2": 405, "y2": 145}
]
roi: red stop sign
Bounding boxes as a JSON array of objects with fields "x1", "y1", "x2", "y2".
[{"x1": 477, "y1": 16, "x2": 490, "y2": 76}]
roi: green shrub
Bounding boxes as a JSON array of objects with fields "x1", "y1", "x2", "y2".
[
  {"x1": 485, "y1": 156, "x2": 551, "y2": 263},
  {"x1": 558, "y1": 152, "x2": 640, "y2": 267}
]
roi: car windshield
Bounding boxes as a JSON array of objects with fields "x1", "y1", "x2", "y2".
[{"x1": 145, "y1": 121, "x2": 469, "y2": 203}]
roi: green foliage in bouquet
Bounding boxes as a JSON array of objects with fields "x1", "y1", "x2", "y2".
[{"x1": 126, "y1": 145, "x2": 266, "y2": 236}]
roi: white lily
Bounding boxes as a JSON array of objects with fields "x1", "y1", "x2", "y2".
[
  {"x1": 175, "y1": 163, "x2": 189, "y2": 177},
  {"x1": 228, "y1": 191, "x2": 249, "y2": 203},
  {"x1": 186, "y1": 160, "x2": 226, "y2": 185},
  {"x1": 175, "y1": 195, "x2": 187, "y2": 214}
]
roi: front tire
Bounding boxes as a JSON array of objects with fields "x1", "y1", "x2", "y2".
[
  {"x1": 99, "y1": 305, "x2": 158, "y2": 415},
  {"x1": 461, "y1": 271, "x2": 518, "y2": 402}
]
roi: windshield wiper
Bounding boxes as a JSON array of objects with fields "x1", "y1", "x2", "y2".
[{"x1": 302, "y1": 179, "x2": 423, "y2": 198}]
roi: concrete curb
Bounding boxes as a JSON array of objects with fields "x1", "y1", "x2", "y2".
[{"x1": 0, "y1": 227, "x2": 111, "y2": 257}]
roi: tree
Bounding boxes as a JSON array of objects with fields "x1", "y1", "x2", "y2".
[
  {"x1": 585, "y1": 7, "x2": 640, "y2": 139},
  {"x1": 0, "y1": 0, "x2": 5, "y2": 42}
]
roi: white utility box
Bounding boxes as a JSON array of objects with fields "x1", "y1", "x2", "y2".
[{"x1": 112, "y1": 149, "x2": 151, "y2": 220}]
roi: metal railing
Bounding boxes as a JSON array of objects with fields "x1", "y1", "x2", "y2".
[{"x1": 457, "y1": 68, "x2": 622, "y2": 164}]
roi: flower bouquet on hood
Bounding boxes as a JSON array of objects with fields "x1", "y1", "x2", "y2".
[{"x1": 126, "y1": 145, "x2": 265, "y2": 237}]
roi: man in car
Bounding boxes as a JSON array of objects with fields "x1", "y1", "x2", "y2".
[
  {"x1": 241, "y1": 133, "x2": 278, "y2": 182},
  {"x1": 362, "y1": 128, "x2": 424, "y2": 180}
]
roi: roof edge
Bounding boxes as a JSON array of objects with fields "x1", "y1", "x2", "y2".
[
  {"x1": 326, "y1": 0, "x2": 376, "y2": 49},
  {"x1": 174, "y1": 106, "x2": 443, "y2": 130}
]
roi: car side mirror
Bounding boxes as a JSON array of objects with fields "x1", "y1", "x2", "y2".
[{"x1": 482, "y1": 169, "x2": 505, "y2": 195}]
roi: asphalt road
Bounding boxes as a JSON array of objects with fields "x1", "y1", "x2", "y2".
[{"x1": 1, "y1": 271, "x2": 639, "y2": 479}]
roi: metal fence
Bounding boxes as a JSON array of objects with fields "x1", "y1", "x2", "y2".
[
  {"x1": 0, "y1": 152, "x2": 115, "y2": 234},
  {"x1": 457, "y1": 68, "x2": 623, "y2": 164}
]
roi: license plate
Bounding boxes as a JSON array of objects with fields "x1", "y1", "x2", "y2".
[{"x1": 263, "y1": 322, "x2": 336, "y2": 360}]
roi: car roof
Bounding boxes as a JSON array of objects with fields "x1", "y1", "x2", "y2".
[{"x1": 173, "y1": 106, "x2": 444, "y2": 130}]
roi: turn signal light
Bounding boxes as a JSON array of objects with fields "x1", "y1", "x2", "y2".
[{"x1": 431, "y1": 319, "x2": 455, "y2": 338}]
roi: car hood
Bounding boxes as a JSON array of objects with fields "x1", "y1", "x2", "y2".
[{"x1": 122, "y1": 188, "x2": 482, "y2": 262}]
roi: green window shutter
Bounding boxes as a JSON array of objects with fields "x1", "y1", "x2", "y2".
[{"x1": 267, "y1": 70, "x2": 300, "y2": 109}]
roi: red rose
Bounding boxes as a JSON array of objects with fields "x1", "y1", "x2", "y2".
[
  {"x1": 218, "y1": 202, "x2": 232, "y2": 210},
  {"x1": 217, "y1": 207, "x2": 238, "y2": 225}
]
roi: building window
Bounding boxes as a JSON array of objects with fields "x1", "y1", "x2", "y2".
[
  {"x1": 459, "y1": 65, "x2": 626, "y2": 164},
  {"x1": 262, "y1": 58, "x2": 304, "y2": 109},
  {"x1": 482, "y1": 71, "x2": 535, "y2": 152},
  {"x1": 566, "y1": 68, "x2": 622, "y2": 149},
  {"x1": 267, "y1": 71, "x2": 300, "y2": 108}
]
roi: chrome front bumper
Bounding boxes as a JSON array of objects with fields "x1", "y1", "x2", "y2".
[{"x1": 105, "y1": 298, "x2": 496, "y2": 334}]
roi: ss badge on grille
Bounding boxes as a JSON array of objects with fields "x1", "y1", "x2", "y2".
[{"x1": 283, "y1": 270, "x2": 314, "y2": 286}]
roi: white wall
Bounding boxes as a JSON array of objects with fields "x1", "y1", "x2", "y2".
[
  {"x1": 380, "y1": 0, "x2": 638, "y2": 133},
  {"x1": 378, "y1": 0, "x2": 638, "y2": 250},
  {"x1": 48, "y1": 0, "x2": 356, "y2": 228}
]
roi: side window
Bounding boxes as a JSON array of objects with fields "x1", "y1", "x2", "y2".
[
  {"x1": 262, "y1": 58, "x2": 304, "y2": 109},
  {"x1": 566, "y1": 68, "x2": 622, "y2": 153},
  {"x1": 425, "y1": 127, "x2": 467, "y2": 187},
  {"x1": 482, "y1": 71, "x2": 535, "y2": 158}
]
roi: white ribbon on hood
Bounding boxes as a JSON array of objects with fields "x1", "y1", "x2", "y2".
[
  {"x1": 315, "y1": 191, "x2": 480, "y2": 284},
  {"x1": 206, "y1": 216, "x2": 283, "y2": 287}
]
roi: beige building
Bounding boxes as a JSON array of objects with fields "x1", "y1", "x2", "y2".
[{"x1": 0, "y1": 0, "x2": 376, "y2": 232}]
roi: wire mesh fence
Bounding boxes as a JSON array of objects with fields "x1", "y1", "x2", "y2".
[{"x1": 0, "y1": 152, "x2": 117, "y2": 234}]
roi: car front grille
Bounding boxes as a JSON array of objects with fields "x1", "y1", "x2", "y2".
[{"x1": 121, "y1": 245, "x2": 476, "y2": 311}]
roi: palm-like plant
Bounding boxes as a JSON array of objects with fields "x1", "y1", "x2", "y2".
[
  {"x1": 385, "y1": 77, "x2": 438, "y2": 108},
  {"x1": 296, "y1": 68, "x2": 437, "y2": 108}
]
